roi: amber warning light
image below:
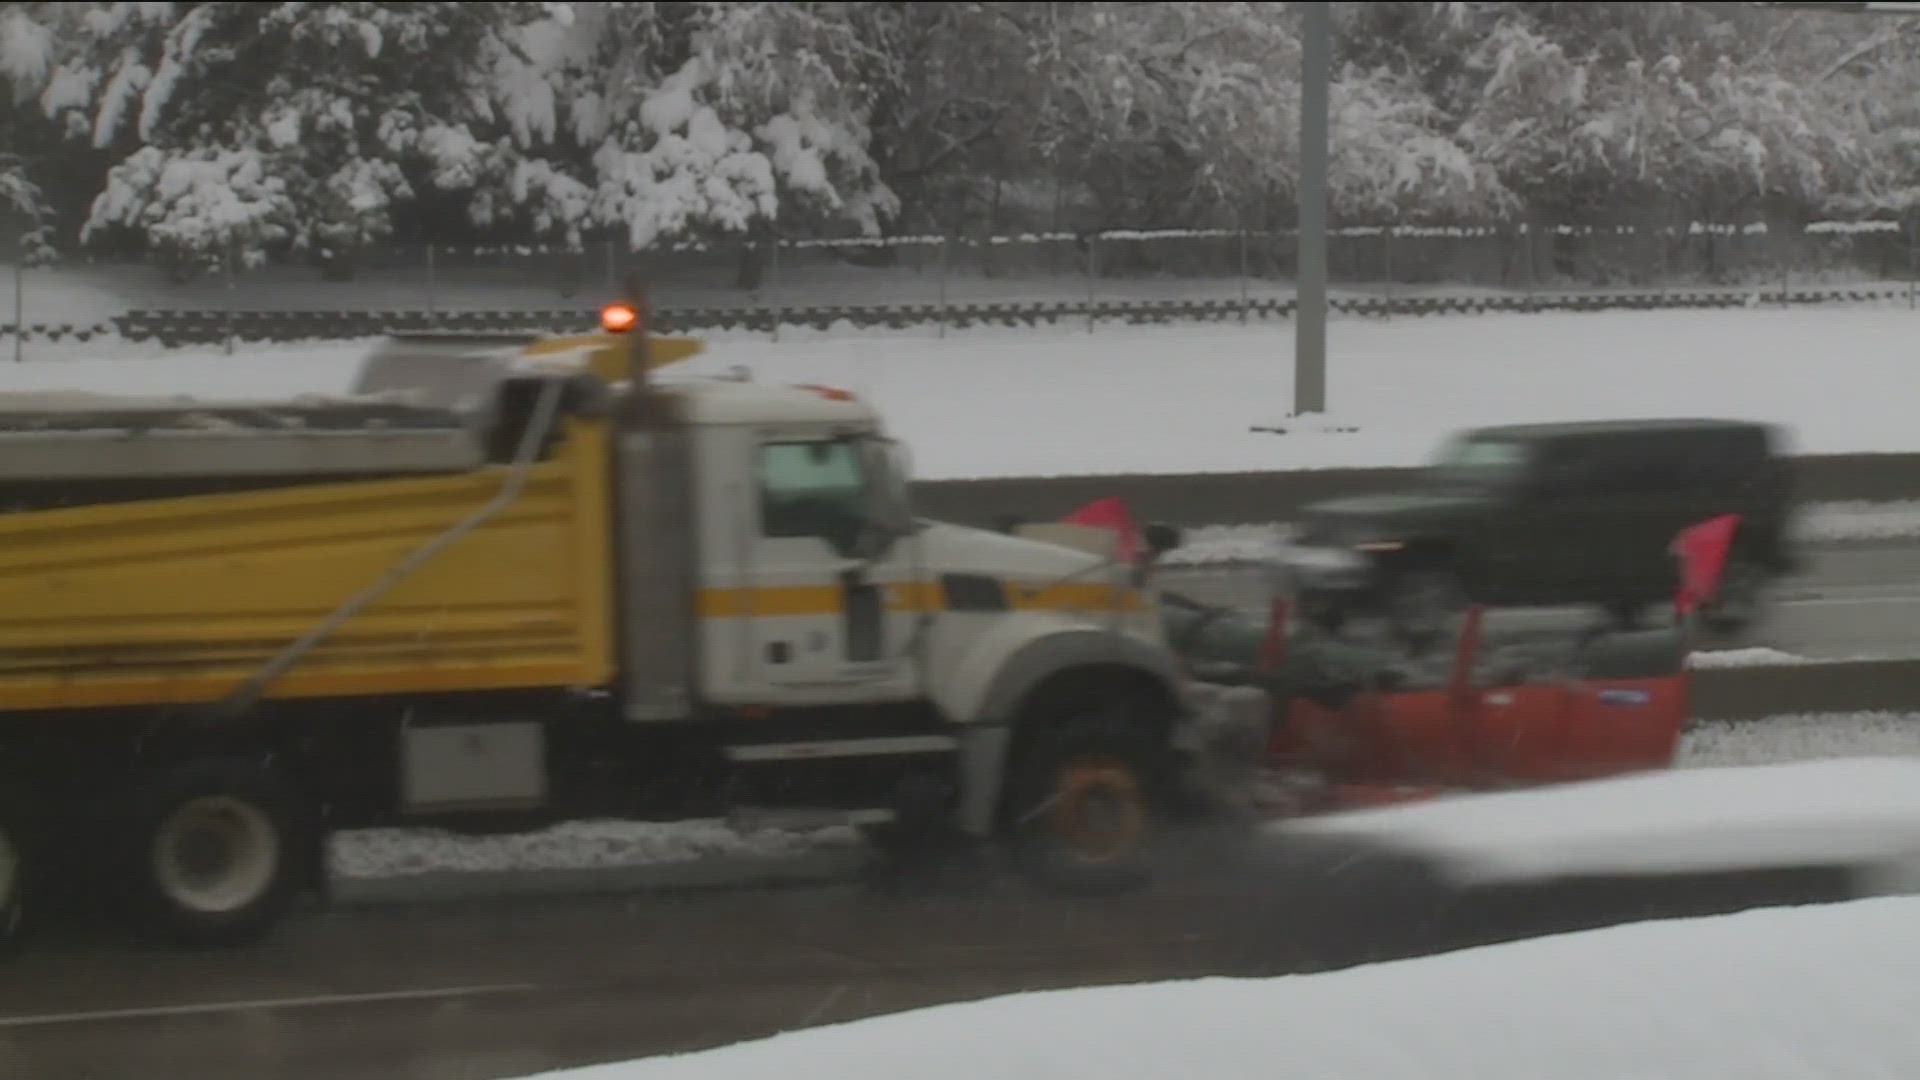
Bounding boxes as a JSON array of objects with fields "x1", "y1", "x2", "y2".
[{"x1": 600, "y1": 302, "x2": 640, "y2": 333}]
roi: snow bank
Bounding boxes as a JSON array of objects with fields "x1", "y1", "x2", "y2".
[
  {"x1": 1680, "y1": 713, "x2": 1920, "y2": 769},
  {"x1": 1686, "y1": 647, "x2": 1821, "y2": 668},
  {"x1": 519, "y1": 896, "x2": 1920, "y2": 1080},
  {"x1": 1800, "y1": 500, "x2": 1920, "y2": 544},
  {"x1": 331, "y1": 818, "x2": 860, "y2": 880},
  {"x1": 0, "y1": 342, "x2": 369, "y2": 401},
  {"x1": 1279, "y1": 757, "x2": 1920, "y2": 886}
]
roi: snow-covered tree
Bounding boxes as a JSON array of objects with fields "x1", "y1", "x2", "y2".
[
  {"x1": 0, "y1": 0, "x2": 1914, "y2": 267},
  {"x1": 925, "y1": 2, "x2": 1500, "y2": 227},
  {"x1": 1806, "y1": 17, "x2": 1920, "y2": 214},
  {"x1": 487, "y1": 1, "x2": 896, "y2": 250},
  {"x1": 1450, "y1": 2, "x2": 1863, "y2": 214},
  {"x1": 29, "y1": 2, "x2": 559, "y2": 271}
]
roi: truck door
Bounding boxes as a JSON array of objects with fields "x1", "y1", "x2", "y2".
[{"x1": 741, "y1": 432, "x2": 921, "y2": 704}]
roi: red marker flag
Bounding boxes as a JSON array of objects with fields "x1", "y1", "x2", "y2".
[
  {"x1": 1062, "y1": 497, "x2": 1141, "y2": 564},
  {"x1": 1673, "y1": 513, "x2": 1741, "y2": 617}
]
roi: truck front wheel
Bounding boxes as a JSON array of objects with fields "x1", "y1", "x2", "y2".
[
  {"x1": 120, "y1": 759, "x2": 305, "y2": 949},
  {"x1": 1002, "y1": 705, "x2": 1167, "y2": 896}
]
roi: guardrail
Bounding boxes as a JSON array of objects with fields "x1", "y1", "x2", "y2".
[
  {"x1": 7, "y1": 281, "x2": 1916, "y2": 347},
  {"x1": 1692, "y1": 660, "x2": 1920, "y2": 721}
]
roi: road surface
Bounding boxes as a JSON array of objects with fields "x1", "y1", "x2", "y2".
[{"x1": 0, "y1": 837, "x2": 1857, "y2": 1080}]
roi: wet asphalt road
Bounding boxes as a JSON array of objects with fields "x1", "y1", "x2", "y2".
[{"x1": 0, "y1": 835, "x2": 1861, "y2": 1080}]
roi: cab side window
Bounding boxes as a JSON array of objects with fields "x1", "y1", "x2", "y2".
[{"x1": 758, "y1": 440, "x2": 868, "y2": 540}]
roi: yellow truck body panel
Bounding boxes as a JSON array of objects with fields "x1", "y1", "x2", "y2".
[
  {"x1": 0, "y1": 332, "x2": 709, "y2": 713},
  {"x1": 0, "y1": 419, "x2": 618, "y2": 714}
]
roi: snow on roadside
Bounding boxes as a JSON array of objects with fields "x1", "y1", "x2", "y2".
[
  {"x1": 1798, "y1": 500, "x2": 1920, "y2": 543},
  {"x1": 1686, "y1": 647, "x2": 1824, "y2": 668},
  {"x1": 1679, "y1": 712, "x2": 1920, "y2": 769},
  {"x1": 1279, "y1": 757, "x2": 1920, "y2": 887},
  {"x1": 0, "y1": 340, "x2": 370, "y2": 399},
  {"x1": 517, "y1": 896, "x2": 1920, "y2": 1080},
  {"x1": 331, "y1": 818, "x2": 861, "y2": 880}
]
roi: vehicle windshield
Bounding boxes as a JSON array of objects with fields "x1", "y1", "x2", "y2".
[{"x1": 1430, "y1": 435, "x2": 1531, "y2": 487}]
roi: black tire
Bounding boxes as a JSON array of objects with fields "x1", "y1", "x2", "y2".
[
  {"x1": 1697, "y1": 557, "x2": 1774, "y2": 636},
  {"x1": 1001, "y1": 699, "x2": 1169, "y2": 896},
  {"x1": 0, "y1": 792, "x2": 26, "y2": 953},
  {"x1": 118, "y1": 758, "x2": 305, "y2": 950}
]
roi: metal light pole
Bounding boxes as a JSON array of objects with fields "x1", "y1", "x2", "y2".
[{"x1": 1295, "y1": 1, "x2": 1330, "y2": 415}]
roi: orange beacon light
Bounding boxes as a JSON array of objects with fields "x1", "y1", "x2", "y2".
[{"x1": 599, "y1": 301, "x2": 640, "y2": 333}]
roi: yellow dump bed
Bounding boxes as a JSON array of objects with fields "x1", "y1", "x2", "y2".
[
  {"x1": 0, "y1": 333, "x2": 701, "y2": 714},
  {"x1": 0, "y1": 417, "x2": 616, "y2": 712}
]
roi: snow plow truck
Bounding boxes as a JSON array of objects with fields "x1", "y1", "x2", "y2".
[{"x1": 0, "y1": 295, "x2": 1208, "y2": 949}]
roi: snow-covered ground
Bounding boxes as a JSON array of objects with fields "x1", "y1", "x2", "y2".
[
  {"x1": 1281, "y1": 757, "x2": 1920, "y2": 887},
  {"x1": 332, "y1": 818, "x2": 861, "y2": 880},
  {"x1": 9, "y1": 309, "x2": 1920, "y2": 486},
  {"x1": 1680, "y1": 712, "x2": 1920, "y2": 768},
  {"x1": 520, "y1": 895, "x2": 1920, "y2": 1080},
  {"x1": 1685, "y1": 647, "x2": 1829, "y2": 668}
]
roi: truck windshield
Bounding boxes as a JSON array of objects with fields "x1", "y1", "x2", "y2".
[
  {"x1": 759, "y1": 439, "x2": 871, "y2": 540},
  {"x1": 1431, "y1": 436, "x2": 1530, "y2": 487}
]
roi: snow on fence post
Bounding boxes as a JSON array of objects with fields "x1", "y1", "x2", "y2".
[
  {"x1": 1086, "y1": 233, "x2": 1099, "y2": 333},
  {"x1": 936, "y1": 235, "x2": 950, "y2": 339},
  {"x1": 1238, "y1": 228, "x2": 1250, "y2": 324},
  {"x1": 424, "y1": 242, "x2": 437, "y2": 324},
  {"x1": 1776, "y1": 224, "x2": 1791, "y2": 309},
  {"x1": 222, "y1": 237, "x2": 237, "y2": 356},
  {"x1": 10, "y1": 258, "x2": 21, "y2": 363},
  {"x1": 602, "y1": 239, "x2": 617, "y2": 296},
  {"x1": 1381, "y1": 227, "x2": 1395, "y2": 321},
  {"x1": 1909, "y1": 220, "x2": 1917, "y2": 311}
]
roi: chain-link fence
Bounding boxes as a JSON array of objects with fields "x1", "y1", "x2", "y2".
[{"x1": 5, "y1": 213, "x2": 1919, "y2": 350}]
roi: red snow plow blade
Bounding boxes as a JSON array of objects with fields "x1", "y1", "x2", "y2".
[{"x1": 1261, "y1": 604, "x2": 1690, "y2": 817}]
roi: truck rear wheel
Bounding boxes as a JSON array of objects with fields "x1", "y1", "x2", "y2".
[
  {"x1": 1003, "y1": 708, "x2": 1166, "y2": 896},
  {"x1": 0, "y1": 797, "x2": 24, "y2": 951},
  {"x1": 120, "y1": 759, "x2": 304, "y2": 949}
]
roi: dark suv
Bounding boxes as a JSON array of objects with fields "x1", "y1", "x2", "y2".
[{"x1": 1282, "y1": 419, "x2": 1797, "y2": 635}]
